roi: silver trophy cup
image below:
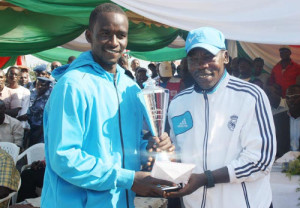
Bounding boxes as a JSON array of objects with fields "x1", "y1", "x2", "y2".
[{"x1": 139, "y1": 78, "x2": 170, "y2": 161}]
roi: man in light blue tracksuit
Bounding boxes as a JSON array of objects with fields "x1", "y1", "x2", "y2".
[{"x1": 41, "y1": 3, "x2": 174, "y2": 208}]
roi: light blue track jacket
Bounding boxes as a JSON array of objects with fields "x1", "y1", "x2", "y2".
[{"x1": 41, "y1": 51, "x2": 147, "y2": 208}]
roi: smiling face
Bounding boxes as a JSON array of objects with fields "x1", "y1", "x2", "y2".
[
  {"x1": 7, "y1": 67, "x2": 20, "y2": 85},
  {"x1": 85, "y1": 12, "x2": 128, "y2": 73},
  {"x1": 187, "y1": 48, "x2": 228, "y2": 90}
]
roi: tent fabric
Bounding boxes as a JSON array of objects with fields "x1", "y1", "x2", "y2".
[
  {"x1": 33, "y1": 47, "x2": 81, "y2": 65},
  {"x1": 5, "y1": 0, "x2": 103, "y2": 23},
  {"x1": 0, "y1": 8, "x2": 86, "y2": 56},
  {"x1": 238, "y1": 42, "x2": 300, "y2": 72},
  {"x1": 0, "y1": 56, "x2": 21, "y2": 69},
  {"x1": 112, "y1": 0, "x2": 300, "y2": 44},
  {"x1": 2, "y1": 0, "x2": 184, "y2": 55},
  {"x1": 129, "y1": 47, "x2": 186, "y2": 62}
]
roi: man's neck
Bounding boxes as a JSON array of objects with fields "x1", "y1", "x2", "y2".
[
  {"x1": 280, "y1": 59, "x2": 291, "y2": 68},
  {"x1": 92, "y1": 52, "x2": 117, "y2": 74},
  {"x1": 9, "y1": 82, "x2": 19, "y2": 89},
  {"x1": 240, "y1": 74, "x2": 251, "y2": 79},
  {"x1": 0, "y1": 85, "x2": 4, "y2": 92}
]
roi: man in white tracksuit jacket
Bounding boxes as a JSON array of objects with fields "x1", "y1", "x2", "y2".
[{"x1": 166, "y1": 27, "x2": 276, "y2": 208}]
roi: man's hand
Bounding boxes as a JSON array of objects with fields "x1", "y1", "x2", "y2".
[
  {"x1": 17, "y1": 114, "x2": 28, "y2": 121},
  {"x1": 131, "y1": 171, "x2": 175, "y2": 197},
  {"x1": 144, "y1": 132, "x2": 175, "y2": 170},
  {"x1": 147, "y1": 132, "x2": 175, "y2": 153},
  {"x1": 166, "y1": 173, "x2": 206, "y2": 198}
]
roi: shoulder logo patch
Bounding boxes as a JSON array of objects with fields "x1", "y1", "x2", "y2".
[
  {"x1": 228, "y1": 115, "x2": 238, "y2": 131},
  {"x1": 171, "y1": 111, "x2": 193, "y2": 136}
]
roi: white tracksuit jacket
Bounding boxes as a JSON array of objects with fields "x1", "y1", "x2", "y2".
[{"x1": 168, "y1": 71, "x2": 276, "y2": 208}]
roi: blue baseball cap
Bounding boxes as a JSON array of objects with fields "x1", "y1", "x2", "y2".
[
  {"x1": 33, "y1": 64, "x2": 47, "y2": 72},
  {"x1": 37, "y1": 77, "x2": 52, "y2": 83},
  {"x1": 185, "y1": 27, "x2": 226, "y2": 55}
]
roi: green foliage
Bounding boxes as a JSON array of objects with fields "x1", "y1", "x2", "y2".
[{"x1": 284, "y1": 156, "x2": 300, "y2": 179}]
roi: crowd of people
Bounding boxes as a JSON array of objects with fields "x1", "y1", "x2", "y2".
[{"x1": 0, "y1": 2, "x2": 300, "y2": 208}]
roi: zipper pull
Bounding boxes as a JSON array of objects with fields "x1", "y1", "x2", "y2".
[
  {"x1": 113, "y1": 73, "x2": 117, "y2": 86},
  {"x1": 203, "y1": 90, "x2": 208, "y2": 99}
]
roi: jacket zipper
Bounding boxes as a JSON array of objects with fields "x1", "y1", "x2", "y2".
[
  {"x1": 113, "y1": 74, "x2": 129, "y2": 208},
  {"x1": 201, "y1": 90, "x2": 209, "y2": 208}
]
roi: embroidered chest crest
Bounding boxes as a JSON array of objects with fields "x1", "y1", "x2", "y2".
[{"x1": 228, "y1": 115, "x2": 238, "y2": 131}]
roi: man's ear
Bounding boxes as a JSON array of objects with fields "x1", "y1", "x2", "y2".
[
  {"x1": 85, "y1": 29, "x2": 92, "y2": 44},
  {"x1": 223, "y1": 51, "x2": 229, "y2": 64}
]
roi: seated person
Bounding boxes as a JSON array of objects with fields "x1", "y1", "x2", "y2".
[
  {"x1": 0, "y1": 100, "x2": 24, "y2": 147},
  {"x1": 0, "y1": 148, "x2": 20, "y2": 207},
  {"x1": 17, "y1": 160, "x2": 45, "y2": 202},
  {"x1": 274, "y1": 84, "x2": 300, "y2": 157}
]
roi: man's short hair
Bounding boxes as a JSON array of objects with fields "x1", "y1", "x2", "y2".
[
  {"x1": 118, "y1": 56, "x2": 128, "y2": 65},
  {"x1": 238, "y1": 57, "x2": 253, "y2": 67},
  {"x1": 89, "y1": 3, "x2": 127, "y2": 30},
  {"x1": 6, "y1": 66, "x2": 20, "y2": 76},
  {"x1": 253, "y1": 57, "x2": 264, "y2": 65},
  {"x1": 68, "y1": 56, "x2": 76, "y2": 64}
]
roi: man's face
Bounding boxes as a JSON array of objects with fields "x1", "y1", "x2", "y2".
[
  {"x1": 239, "y1": 60, "x2": 252, "y2": 77},
  {"x1": 131, "y1": 60, "x2": 140, "y2": 72},
  {"x1": 51, "y1": 61, "x2": 62, "y2": 71},
  {"x1": 254, "y1": 60, "x2": 263, "y2": 75},
  {"x1": 20, "y1": 72, "x2": 29, "y2": 85},
  {"x1": 187, "y1": 48, "x2": 228, "y2": 90},
  {"x1": 0, "y1": 71, "x2": 5, "y2": 90},
  {"x1": 8, "y1": 68, "x2": 20, "y2": 84},
  {"x1": 286, "y1": 87, "x2": 300, "y2": 113},
  {"x1": 136, "y1": 70, "x2": 148, "y2": 86},
  {"x1": 36, "y1": 71, "x2": 47, "y2": 78},
  {"x1": 36, "y1": 80, "x2": 49, "y2": 96},
  {"x1": 86, "y1": 12, "x2": 128, "y2": 71},
  {"x1": 279, "y1": 49, "x2": 291, "y2": 60}
]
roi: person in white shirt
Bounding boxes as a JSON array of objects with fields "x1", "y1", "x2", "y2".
[
  {"x1": 166, "y1": 27, "x2": 276, "y2": 208},
  {"x1": 0, "y1": 99, "x2": 24, "y2": 147},
  {"x1": 6, "y1": 66, "x2": 30, "y2": 129}
]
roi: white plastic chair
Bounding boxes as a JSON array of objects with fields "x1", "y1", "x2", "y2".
[
  {"x1": 0, "y1": 142, "x2": 20, "y2": 164},
  {"x1": 17, "y1": 143, "x2": 45, "y2": 165}
]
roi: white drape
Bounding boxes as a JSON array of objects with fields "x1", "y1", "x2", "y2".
[{"x1": 112, "y1": 0, "x2": 300, "y2": 44}]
